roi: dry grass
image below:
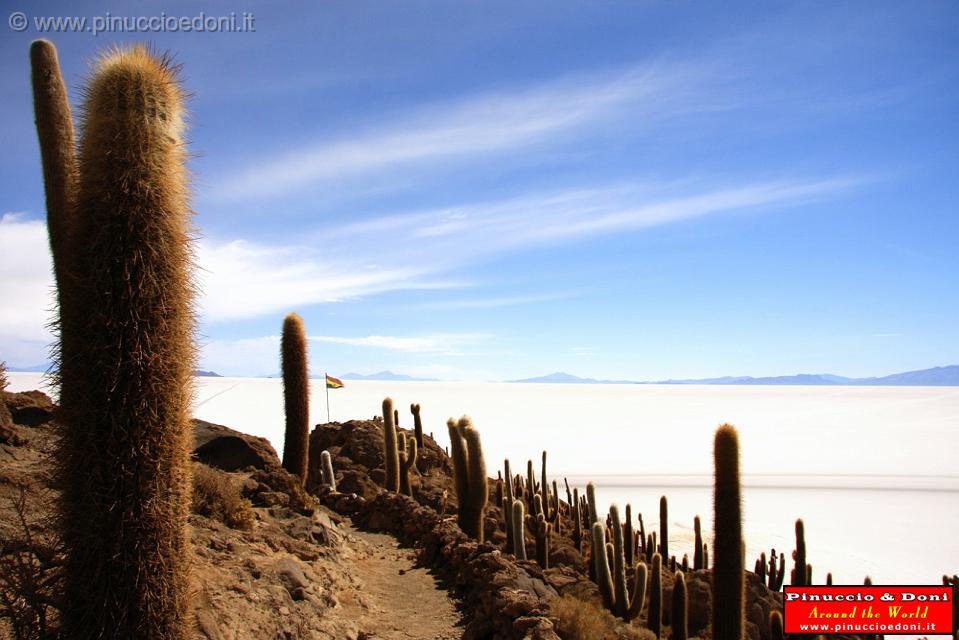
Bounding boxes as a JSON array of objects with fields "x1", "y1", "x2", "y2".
[
  {"x1": 0, "y1": 487, "x2": 63, "y2": 640},
  {"x1": 191, "y1": 464, "x2": 255, "y2": 531}
]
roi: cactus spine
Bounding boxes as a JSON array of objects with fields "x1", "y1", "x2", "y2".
[
  {"x1": 672, "y1": 570, "x2": 688, "y2": 640},
  {"x1": 399, "y1": 435, "x2": 417, "y2": 497},
  {"x1": 56, "y1": 46, "x2": 194, "y2": 639},
  {"x1": 649, "y1": 552, "x2": 663, "y2": 638},
  {"x1": 447, "y1": 416, "x2": 488, "y2": 541},
  {"x1": 713, "y1": 424, "x2": 744, "y2": 640},
  {"x1": 411, "y1": 403, "x2": 424, "y2": 449},
  {"x1": 512, "y1": 499, "x2": 527, "y2": 560},
  {"x1": 281, "y1": 313, "x2": 310, "y2": 483},
  {"x1": 320, "y1": 450, "x2": 336, "y2": 490},
  {"x1": 382, "y1": 398, "x2": 400, "y2": 492}
]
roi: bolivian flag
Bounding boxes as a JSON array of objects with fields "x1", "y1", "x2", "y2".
[{"x1": 325, "y1": 374, "x2": 344, "y2": 389}]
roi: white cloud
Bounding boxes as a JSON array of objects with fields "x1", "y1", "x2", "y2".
[
  {"x1": 0, "y1": 213, "x2": 55, "y2": 365},
  {"x1": 200, "y1": 333, "x2": 488, "y2": 376},
  {"x1": 195, "y1": 239, "x2": 463, "y2": 322},
  {"x1": 211, "y1": 59, "x2": 729, "y2": 201},
  {"x1": 309, "y1": 333, "x2": 485, "y2": 355}
]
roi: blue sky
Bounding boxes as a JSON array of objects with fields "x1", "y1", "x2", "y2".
[{"x1": 1, "y1": 1, "x2": 957, "y2": 380}]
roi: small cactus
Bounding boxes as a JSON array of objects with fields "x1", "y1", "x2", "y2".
[
  {"x1": 693, "y1": 515, "x2": 703, "y2": 570},
  {"x1": 503, "y1": 459, "x2": 515, "y2": 553},
  {"x1": 512, "y1": 499, "x2": 527, "y2": 560},
  {"x1": 411, "y1": 403, "x2": 424, "y2": 448},
  {"x1": 399, "y1": 435, "x2": 417, "y2": 497},
  {"x1": 649, "y1": 552, "x2": 663, "y2": 638},
  {"x1": 320, "y1": 450, "x2": 336, "y2": 491},
  {"x1": 770, "y1": 611, "x2": 784, "y2": 640},
  {"x1": 672, "y1": 570, "x2": 688, "y2": 640},
  {"x1": 529, "y1": 495, "x2": 551, "y2": 569},
  {"x1": 592, "y1": 522, "x2": 615, "y2": 611}
]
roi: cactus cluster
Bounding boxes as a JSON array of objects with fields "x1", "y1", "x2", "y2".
[
  {"x1": 447, "y1": 416, "x2": 488, "y2": 541},
  {"x1": 382, "y1": 398, "x2": 401, "y2": 492}
]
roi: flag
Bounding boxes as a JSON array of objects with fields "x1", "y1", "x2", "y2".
[{"x1": 325, "y1": 374, "x2": 344, "y2": 389}]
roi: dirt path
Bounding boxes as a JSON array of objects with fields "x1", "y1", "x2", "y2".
[{"x1": 339, "y1": 522, "x2": 464, "y2": 640}]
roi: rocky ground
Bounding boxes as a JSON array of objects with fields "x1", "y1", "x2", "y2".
[{"x1": 0, "y1": 390, "x2": 464, "y2": 640}]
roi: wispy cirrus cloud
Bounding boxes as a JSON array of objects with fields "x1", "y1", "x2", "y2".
[
  {"x1": 210, "y1": 58, "x2": 731, "y2": 202},
  {"x1": 323, "y1": 176, "x2": 865, "y2": 262},
  {"x1": 199, "y1": 332, "x2": 488, "y2": 376}
]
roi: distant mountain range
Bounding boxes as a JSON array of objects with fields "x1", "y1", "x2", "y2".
[
  {"x1": 510, "y1": 365, "x2": 959, "y2": 386},
  {"x1": 340, "y1": 370, "x2": 439, "y2": 382},
  {"x1": 194, "y1": 370, "x2": 222, "y2": 378}
]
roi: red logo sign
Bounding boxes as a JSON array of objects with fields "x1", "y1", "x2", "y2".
[{"x1": 783, "y1": 585, "x2": 956, "y2": 635}]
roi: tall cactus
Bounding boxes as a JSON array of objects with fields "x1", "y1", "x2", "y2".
[
  {"x1": 281, "y1": 313, "x2": 310, "y2": 483},
  {"x1": 610, "y1": 504, "x2": 644, "y2": 621},
  {"x1": 713, "y1": 424, "x2": 744, "y2": 640},
  {"x1": 54, "y1": 45, "x2": 195, "y2": 639},
  {"x1": 447, "y1": 416, "x2": 488, "y2": 541},
  {"x1": 793, "y1": 519, "x2": 808, "y2": 586},
  {"x1": 659, "y1": 495, "x2": 669, "y2": 562},
  {"x1": 649, "y1": 552, "x2": 663, "y2": 638},
  {"x1": 31, "y1": 40, "x2": 78, "y2": 294},
  {"x1": 504, "y1": 459, "x2": 515, "y2": 553},
  {"x1": 673, "y1": 570, "x2": 688, "y2": 640},
  {"x1": 592, "y1": 522, "x2": 614, "y2": 611},
  {"x1": 382, "y1": 398, "x2": 400, "y2": 492},
  {"x1": 694, "y1": 515, "x2": 704, "y2": 570}
]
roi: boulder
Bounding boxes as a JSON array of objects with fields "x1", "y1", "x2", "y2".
[{"x1": 193, "y1": 419, "x2": 280, "y2": 471}]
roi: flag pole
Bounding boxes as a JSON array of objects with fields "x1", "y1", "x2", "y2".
[{"x1": 325, "y1": 372, "x2": 331, "y2": 423}]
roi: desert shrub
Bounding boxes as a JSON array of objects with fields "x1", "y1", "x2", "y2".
[
  {"x1": 551, "y1": 594, "x2": 617, "y2": 640},
  {"x1": 551, "y1": 594, "x2": 659, "y2": 640},
  {"x1": 191, "y1": 464, "x2": 254, "y2": 531},
  {"x1": 0, "y1": 487, "x2": 63, "y2": 640}
]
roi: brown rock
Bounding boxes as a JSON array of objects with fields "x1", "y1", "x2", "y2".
[{"x1": 193, "y1": 418, "x2": 280, "y2": 471}]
